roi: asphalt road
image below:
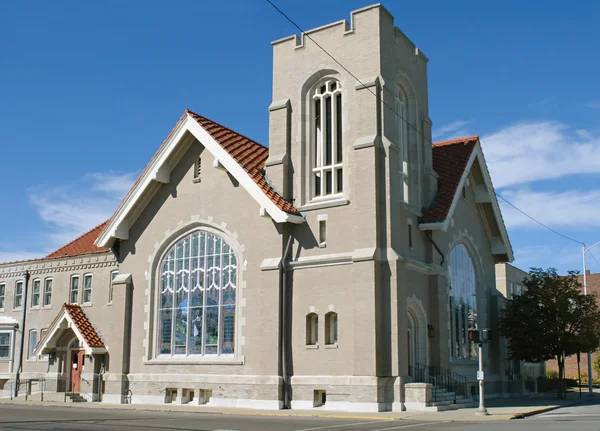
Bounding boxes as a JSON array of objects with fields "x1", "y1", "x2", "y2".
[{"x1": 2, "y1": 400, "x2": 600, "y2": 431}]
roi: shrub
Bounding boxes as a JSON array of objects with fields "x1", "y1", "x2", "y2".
[{"x1": 546, "y1": 369, "x2": 559, "y2": 379}]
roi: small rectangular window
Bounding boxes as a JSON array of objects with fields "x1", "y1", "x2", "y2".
[
  {"x1": 83, "y1": 274, "x2": 92, "y2": 304},
  {"x1": 198, "y1": 389, "x2": 212, "y2": 405},
  {"x1": 109, "y1": 271, "x2": 118, "y2": 303},
  {"x1": 0, "y1": 332, "x2": 10, "y2": 358},
  {"x1": 314, "y1": 390, "x2": 326, "y2": 408},
  {"x1": 193, "y1": 156, "x2": 202, "y2": 183},
  {"x1": 70, "y1": 276, "x2": 79, "y2": 304},
  {"x1": 28, "y1": 330, "x2": 38, "y2": 360},
  {"x1": 15, "y1": 281, "x2": 23, "y2": 309},
  {"x1": 44, "y1": 279, "x2": 53, "y2": 306},
  {"x1": 32, "y1": 279, "x2": 41, "y2": 307},
  {"x1": 0, "y1": 283, "x2": 5, "y2": 309},
  {"x1": 319, "y1": 220, "x2": 327, "y2": 247},
  {"x1": 408, "y1": 222, "x2": 413, "y2": 249}
]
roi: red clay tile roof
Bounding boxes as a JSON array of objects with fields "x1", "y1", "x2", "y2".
[
  {"x1": 421, "y1": 136, "x2": 478, "y2": 224},
  {"x1": 186, "y1": 110, "x2": 300, "y2": 215},
  {"x1": 36, "y1": 303, "x2": 106, "y2": 351},
  {"x1": 46, "y1": 221, "x2": 110, "y2": 259},
  {"x1": 64, "y1": 303, "x2": 105, "y2": 348}
]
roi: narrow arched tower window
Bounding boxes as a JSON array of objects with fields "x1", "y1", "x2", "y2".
[
  {"x1": 396, "y1": 87, "x2": 409, "y2": 203},
  {"x1": 313, "y1": 80, "x2": 342, "y2": 198}
]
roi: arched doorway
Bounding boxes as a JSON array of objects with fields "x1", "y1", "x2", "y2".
[
  {"x1": 407, "y1": 296, "x2": 428, "y2": 371},
  {"x1": 407, "y1": 310, "x2": 417, "y2": 371}
]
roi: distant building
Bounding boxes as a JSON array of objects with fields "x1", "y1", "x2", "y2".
[
  {"x1": 495, "y1": 263, "x2": 545, "y2": 385},
  {"x1": 546, "y1": 270, "x2": 600, "y2": 380}
]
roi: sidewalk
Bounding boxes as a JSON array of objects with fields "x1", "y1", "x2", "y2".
[{"x1": 0, "y1": 391, "x2": 591, "y2": 422}]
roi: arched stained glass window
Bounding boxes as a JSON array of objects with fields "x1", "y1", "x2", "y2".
[
  {"x1": 448, "y1": 244, "x2": 478, "y2": 360},
  {"x1": 158, "y1": 231, "x2": 237, "y2": 357}
]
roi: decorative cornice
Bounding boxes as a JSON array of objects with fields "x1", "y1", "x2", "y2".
[{"x1": 0, "y1": 253, "x2": 117, "y2": 279}]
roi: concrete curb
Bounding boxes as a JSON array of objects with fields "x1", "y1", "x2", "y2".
[
  {"x1": 0, "y1": 401, "x2": 397, "y2": 421},
  {"x1": 510, "y1": 405, "x2": 562, "y2": 419},
  {"x1": 510, "y1": 397, "x2": 591, "y2": 420}
]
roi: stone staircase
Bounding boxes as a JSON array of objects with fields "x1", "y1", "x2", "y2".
[
  {"x1": 424, "y1": 387, "x2": 477, "y2": 412},
  {"x1": 410, "y1": 363, "x2": 477, "y2": 412},
  {"x1": 66, "y1": 393, "x2": 87, "y2": 403}
]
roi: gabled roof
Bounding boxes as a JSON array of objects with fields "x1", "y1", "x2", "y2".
[
  {"x1": 421, "y1": 136, "x2": 478, "y2": 223},
  {"x1": 46, "y1": 221, "x2": 110, "y2": 259},
  {"x1": 96, "y1": 110, "x2": 304, "y2": 248},
  {"x1": 187, "y1": 111, "x2": 300, "y2": 215},
  {"x1": 35, "y1": 303, "x2": 107, "y2": 355},
  {"x1": 419, "y1": 135, "x2": 513, "y2": 262}
]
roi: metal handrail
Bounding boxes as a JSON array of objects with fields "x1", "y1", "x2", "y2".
[{"x1": 410, "y1": 363, "x2": 469, "y2": 403}]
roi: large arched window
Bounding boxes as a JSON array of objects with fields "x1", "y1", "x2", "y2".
[
  {"x1": 448, "y1": 244, "x2": 478, "y2": 360},
  {"x1": 158, "y1": 230, "x2": 237, "y2": 357},
  {"x1": 396, "y1": 86, "x2": 409, "y2": 203},
  {"x1": 312, "y1": 79, "x2": 343, "y2": 198}
]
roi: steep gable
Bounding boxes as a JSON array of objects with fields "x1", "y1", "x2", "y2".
[
  {"x1": 96, "y1": 110, "x2": 304, "y2": 248},
  {"x1": 421, "y1": 136, "x2": 478, "y2": 224},
  {"x1": 420, "y1": 135, "x2": 513, "y2": 261}
]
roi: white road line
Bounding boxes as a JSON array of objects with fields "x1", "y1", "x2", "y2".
[
  {"x1": 294, "y1": 420, "x2": 397, "y2": 431},
  {"x1": 371, "y1": 422, "x2": 448, "y2": 431}
]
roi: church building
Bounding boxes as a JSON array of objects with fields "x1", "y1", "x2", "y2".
[{"x1": 0, "y1": 4, "x2": 521, "y2": 411}]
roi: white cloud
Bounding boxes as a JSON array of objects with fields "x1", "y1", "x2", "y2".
[
  {"x1": 585, "y1": 101, "x2": 600, "y2": 109},
  {"x1": 85, "y1": 172, "x2": 138, "y2": 195},
  {"x1": 0, "y1": 250, "x2": 42, "y2": 264},
  {"x1": 513, "y1": 244, "x2": 583, "y2": 272},
  {"x1": 432, "y1": 120, "x2": 472, "y2": 139},
  {"x1": 481, "y1": 121, "x2": 600, "y2": 188},
  {"x1": 499, "y1": 188, "x2": 600, "y2": 229},
  {"x1": 27, "y1": 171, "x2": 137, "y2": 249}
]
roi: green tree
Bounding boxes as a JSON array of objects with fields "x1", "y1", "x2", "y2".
[{"x1": 499, "y1": 268, "x2": 600, "y2": 399}]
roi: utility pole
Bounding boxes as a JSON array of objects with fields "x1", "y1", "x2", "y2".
[
  {"x1": 14, "y1": 270, "x2": 30, "y2": 398},
  {"x1": 583, "y1": 242, "x2": 600, "y2": 395}
]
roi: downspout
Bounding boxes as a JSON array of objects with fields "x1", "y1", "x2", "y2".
[
  {"x1": 426, "y1": 231, "x2": 445, "y2": 267},
  {"x1": 280, "y1": 227, "x2": 294, "y2": 409},
  {"x1": 14, "y1": 270, "x2": 30, "y2": 398}
]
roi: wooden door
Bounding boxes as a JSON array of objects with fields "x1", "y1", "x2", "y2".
[{"x1": 70, "y1": 350, "x2": 84, "y2": 393}]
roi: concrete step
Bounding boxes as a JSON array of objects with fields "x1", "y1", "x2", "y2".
[
  {"x1": 423, "y1": 401, "x2": 478, "y2": 412},
  {"x1": 66, "y1": 393, "x2": 87, "y2": 403}
]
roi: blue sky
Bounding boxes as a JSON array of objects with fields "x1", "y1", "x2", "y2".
[{"x1": 1, "y1": 1, "x2": 599, "y2": 274}]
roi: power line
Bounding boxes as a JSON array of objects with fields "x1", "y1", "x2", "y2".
[
  {"x1": 589, "y1": 250, "x2": 600, "y2": 268},
  {"x1": 493, "y1": 193, "x2": 582, "y2": 245},
  {"x1": 265, "y1": 0, "x2": 586, "y2": 247}
]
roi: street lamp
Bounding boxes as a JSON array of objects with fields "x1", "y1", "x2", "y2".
[{"x1": 582, "y1": 241, "x2": 600, "y2": 395}]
